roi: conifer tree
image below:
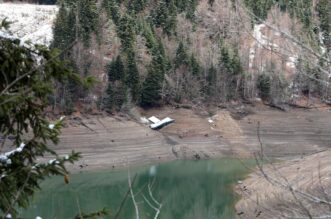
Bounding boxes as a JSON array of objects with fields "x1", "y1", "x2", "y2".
[
  {"x1": 206, "y1": 65, "x2": 217, "y2": 96},
  {"x1": 185, "y1": 0, "x2": 198, "y2": 20},
  {"x1": 117, "y1": 14, "x2": 136, "y2": 52},
  {"x1": 140, "y1": 68, "x2": 163, "y2": 107},
  {"x1": 77, "y1": 0, "x2": 99, "y2": 46},
  {"x1": 174, "y1": 42, "x2": 189, "y2": 68},
  {"x1": 189, "y1": 54, "x2": 201, "y2": 76},
  {"x1": 0, "y1": 26, "x2": 82, "y2": 217},
  {"x1": 128, "y1": 0, "x2": 147, "y2": 14},
  {"x1": 152, "y1": 0, "x2": 177, "y2": 35},
  {"x1": 125, "y1": 50, "x2": 140, "y2": 102},
  {"x1": 107, "y1": 56, "x2": 125, "y2": 82},
  {"x1": 103, "y1": 0, "x2": 121, "y2": 25},
  {"x1": 140, "y1": 41, "x2": 167, "y2": 107},
  {"x1": 104, "y1": 55, "x2": 127, "y2": 111}
]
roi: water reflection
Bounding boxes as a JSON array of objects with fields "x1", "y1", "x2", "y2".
[{"x1": 20, "y1": 159, "x2": 253, "y2": 219}]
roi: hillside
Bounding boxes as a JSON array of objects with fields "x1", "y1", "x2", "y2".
[{"x1": 0, "y1": 0, "x2": 329, "y2": 113}]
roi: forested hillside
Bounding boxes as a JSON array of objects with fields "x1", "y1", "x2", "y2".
[{"x1": 50, "y1": 0, "x2": 330, "y2": 113}]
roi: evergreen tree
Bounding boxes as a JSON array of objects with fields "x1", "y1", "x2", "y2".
[
  {"x1": 104, "y1": 81, "x2": 127, "y2": 111},
  {"x1": 257, "y1": 73, "x2": 271, "y2": 100},
  {"x1": 103, "y1": 0, "x2": 121, "y2": 25},
  {"x1": 0, "y1": 26, "x2": 82, "y2": 217},
  {"x1": 140, "y1": 41, "x2": 167, "y2": 107},
  {"x1": 104, "y1": 83, "x2": 115, "y2": 111},
  {"x1": 128, "y1": 0, "x2": 147, "y2": 14},
  {"x1": 164, "y1": 0, "x2": 178, "y2": 35},
  {"x1": 77, "y1": 0, "x2": 99, "y2": 46},
  {"x1": 189, "y1": 54, "x2": 201, "y2": 76},
  {"x1": 153, "y1": 1, "x2": 169, "y2": 29},
  {"x1": 104, "y1": 55, "x2": 128, "y2": 110},
  {"x1": 52, "y1": 3, "x2": 76, "y2": 56},
  {"x1": 107, "y1": 56, "x2": 125, "y2": 82},
  {"x1": 140, "y1": 68, "x2": 163, "y2": 107},
  {"x1": 117, "y1": 14, "x2": 136, "y2": 52},
  {"x1": 125, "y1": 51, "x2": 140, "y2": 102},
  {"x1": 174, "y1": 42, "x2": 189, "y2": 68},
  {"x1": 142, "y1": 21, "x2": 159, "y2": 53},
  {"x1": 152, "y1": 0, "x2": 177, "y2": 35},
  {"x1": 185, "y1": 0, "x2": 198, "y2": 21},
  {"x1": 206, "y1": 65, "x2": 217, "y2": 96}
]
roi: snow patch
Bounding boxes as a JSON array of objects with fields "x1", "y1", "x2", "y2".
[
  {"x1": 0, "y1": 142, "x2": 26, "y2": 164},
  {"x1": 286, "y1": 56, "x2": 298, "y2": 68},
  {"x1": 0, "y1": 3, "x2": 58, "y2": 46}
]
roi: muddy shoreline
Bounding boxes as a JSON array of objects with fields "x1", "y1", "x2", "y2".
[{"x1": 49, "y1": 105, "x2": 331, "y2": 172}]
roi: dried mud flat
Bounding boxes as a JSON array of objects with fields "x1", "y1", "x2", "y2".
[
  {"x1": 51, "y1": 105, "x2": 331, "y2": 172},
  {"x1": 235, "y1": 150, "x2": 331, "y2": 219}
]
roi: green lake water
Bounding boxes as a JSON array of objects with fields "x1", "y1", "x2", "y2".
[{"x1": 20, "y1": 159, "x2": 253, "y2": 219}]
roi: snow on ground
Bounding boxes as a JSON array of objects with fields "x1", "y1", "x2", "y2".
[
  {"x1": 249, "y1": 23, "x2": 297, "y2": 70},
  {"x1": 0, "y1": 3, "x2": 58, "y2": 46},
  {"x1": 286, "y1": 55, "x2": 298, "y2": 69}
]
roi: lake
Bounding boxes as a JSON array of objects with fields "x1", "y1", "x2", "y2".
[{"x1": 20, "y1": 158, "x2": 253, "y2": 219}]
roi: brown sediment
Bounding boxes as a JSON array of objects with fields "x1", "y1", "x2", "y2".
[
  {"x1": 235, "y1": 150, "x2": 331, "y2": 219},
  {"x1": 48, "y1": 105, "x2": 331, "y2": 174}
]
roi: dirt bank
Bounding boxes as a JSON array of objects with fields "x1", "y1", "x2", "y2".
[
  {"x1": 235, "y1": 150, "x2": 331, "y2": 219},
  {"x1": 49, "y1": 105, "x2": 331, "y2": 172}
]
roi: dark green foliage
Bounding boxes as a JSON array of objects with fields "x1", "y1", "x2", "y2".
[
  {"x1": 206, "y1": 65, "x2": 217, "y2": 95},
  {"x1": 107, "y1": 56, "x2": 125, "y2": 82},
  {"x1": 218, "y1": 44, "x2": 243, "y2": 100},
  {"x1": 52, "y1": 3, "x2": 76, "y2": 56},
  {"x1": 257, "y1": 73, "x2": 271, "y2": 100},
  {"x1": 207, "y1": 65, "x2": 217, "y2": 84},
  {"x1": 54, "y1": 0, "x2": 99, "y2": 48},
  {"x1": 104, "y1": 83, "x2": 115, "y2": 110},
  {"x1": 244, "y1": 0, "x2": 314, "y2": 29},
  {"x1": 152, "y1": 0, "x2": 177, "y2": 35},
  {"x1": 128, "y1": 0, "x2": 148, "y2": 14},
  {"x1": 104, "y1": 81, "x2": 127, "y2": 111},
  {"x1": 189, "y1": 54, "x2": 201, "y2": 76},
  {"x1": 174, "y1": 42, "x2": 189, "y2": 68},
  {"x1": 103, "y1": 0, "x2": 121, "y2": 25},
  {"x1": 77, "y1": 0, "x2": 99, "y2": 46},
  {"x1": 117, "y1": 14, "x2": 136, "y2": 52},
  {"x1": 142, "y1": 21, "x2": 159, "y2": 53},
  {"x1": 185, "y1": 0, "x2": 198, "y2": 21},
  {"x1": 140, "y1": 68, "x2": 163, "y2": 107},
  {"x1": 125, "y1": 51, "x2": 141, "y2": 101},
  {"x1": 103, "y1": 56, "x2": 128, "y2": 111},
  {"x1": 140, "y1": 40, "x2": 167, "y2": 107},
  {"x1": 220, "y1": 45, "x2": 243, "y2": 76},
  {"x1": 175, "y1": 0, "x2": 198, "y2": 17},
  {"x1": 0, "y1": 33, "x2": 82, "y2": 217}
]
